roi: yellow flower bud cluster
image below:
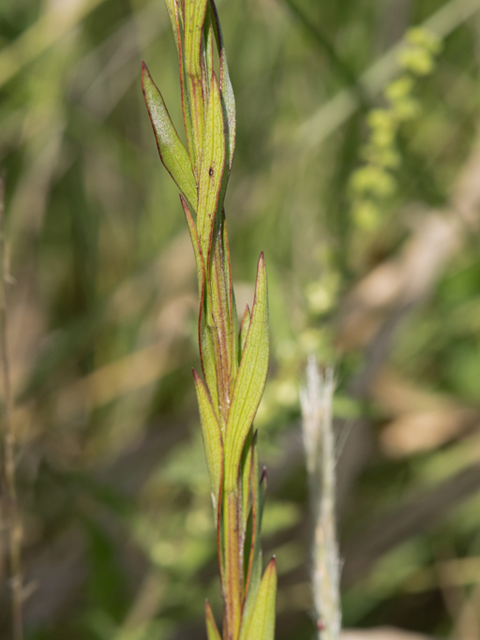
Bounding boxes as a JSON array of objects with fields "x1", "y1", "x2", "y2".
[{"x1": 349, "y1": 27, "x2": 442, "y2": 231}]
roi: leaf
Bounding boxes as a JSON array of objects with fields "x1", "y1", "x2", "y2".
[
  {"x1": 196, "y1": 72, "x2": 226, "y2": 259},
  {"x1": 239, "y1": 305, "x2": 251, "y2": 356},
  {"x1": 183, "y1": 0, "x2": 209, "y2": 164},
  {"x1": 181, "y1": 196, "x2": 219, "y2": 413},
  {"x1": 240, "y1": 429, "x2": 254, "y2": 539},
  {"x1": 239, "y1": 557, "x2": 277, "y2": 640},
  {"x1": 242, "y1": 436, "x2": 265, "y2": 625},
  {"x1": 142, "y1": 63, "x2": 197, "y2": 209},
  {"x1": 164, "y1": 0, "x2": 181, "y2": 53},
  {"x1": 222, "y1": 216, "x2": 239, "y2": 384},
  {"x1": 202, "y1": 3, "x2": 214, "y2": 93},
  {"x1": 167, "y1": 0, "x2": 197, "y2": 178},
  {"x1": 224, "y1": 253, "x2": 269, "y2": 491},
  {"x1": 193, "y1": 370, "x2": 223, "y2": 509},
  {"x1": 208, "y1": 220, "x2": 233, "y2": 425},
  {"x1": 180, "y1": 195, "x2": 204, "y2": 296},
  {"x1": 205, "y1": 600, "x2": 222, "y2": 640},
  {"x1": 210, "y1": 0, "x2": 236, "y2": 172}
]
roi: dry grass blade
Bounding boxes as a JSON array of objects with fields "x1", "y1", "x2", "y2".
[{"x1": 0, "y1": 178, "x2": 23, "y2": 640}]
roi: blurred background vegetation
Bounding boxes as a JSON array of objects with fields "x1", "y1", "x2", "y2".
[{"x1": 1, "y1": 0, "x2": 480, "y2": 638}]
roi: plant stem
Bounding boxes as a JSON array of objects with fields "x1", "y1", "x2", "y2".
[{"x1": 224, "y1": 488, "x2": 242, "y2": 639}]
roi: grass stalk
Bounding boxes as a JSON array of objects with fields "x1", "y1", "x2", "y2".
[
  {"x1": 301, "y1": 356, "x2": 341, "y2": 640},
  {"x1": 0, "y1": 177, "x2": 23, "y2": 640}
]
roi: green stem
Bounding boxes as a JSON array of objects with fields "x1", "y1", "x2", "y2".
[{"x1": 224, "y1": 488, "x2": 243, "y2": 640}]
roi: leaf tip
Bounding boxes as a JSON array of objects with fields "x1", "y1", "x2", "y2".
[
  {"x1": 141, "y1": 60, "x2": 151, "y2": 88},
  {"x1": 266, "y1": 555, "x2": 277, "y2": 575},
  {"x1": 260, "y1": 465, "x2": 267, "y2": 483}
]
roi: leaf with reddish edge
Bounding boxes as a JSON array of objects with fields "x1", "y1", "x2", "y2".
[
  {"x1": 180, "y1": 195, "x2": 204, "y2": 294},
  {"x1": 208, "y1": 219, "x2": 232, "y2": 426},
  {"x1": 181, "y1": 196, "x2": 219, "y2": 415},
  {"x1": 205, "y1": 600, "x2": 222, "y2": 640},
  {"x1": 142, "y1": 63, "x2": 197, "y2": 209},
  {"x1": 196, "y1": 71, "x2": 226, "y2": 261},
  {"x1": 222, "y1": 214, "x2": 239, "y2": 386},
  {"x1": 224, "y1": 253, "x2": 269, "y2": 493},
  {"x1": 239, "y1": 557, "x2": 277, "y2": 640},
  {"x1": 169, "y1": 0, "x2": 197, "y2": 177},
  {"x1": 164, "y1": 0, "x2": 181, "y2": 52},
  {"x1": 239, "y1": 305, "x2": 251, "y2": 356},
  {"x1": 242, "y1": 442, "x2": 267, "y2": 632},
  {"x1": 193, "y1": 370, "x2": 223, "y2": 515},
  {"x1": 240, "y1": 429, "x2": 254, "y2": 546},
  {"x1": 184, "y1": 0, "x2": 209, "y2": 165},
  {"x1": 210, "y1": 0, "x2": 236, "y2": 173},
  {"x1": 202, "y1": 3, "x2": 214, "y2": 98}
]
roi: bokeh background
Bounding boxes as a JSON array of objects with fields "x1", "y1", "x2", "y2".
[{"x1": 1, "y1": 0, "x2": 480, "y2": 638}]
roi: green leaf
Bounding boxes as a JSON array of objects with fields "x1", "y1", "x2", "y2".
[
  {"x1": 142, "y1": 63, "x2": 197, "y2": 209},
  {"x1": 203, "y1": 3, "x2": 214, "y2": 92},
  {"x1": 164, "y1": 0, "x2": 181, "y2": 53},
  {"x1": 184, "y1": 0, "x2": 209, "y2": 163},
  {"x1": 180, "y1": 195, "x2": 204, "y2": 296},
  {"x1": 224, "y1": 253, "x2": 269, "y2": 491},
  {"x1": 208, "y1": 219, "x2": 234, "y2": 426},
  {"x1": 239, "y1": 305, "x2": 251, "y2": 356},
  {"x1": 205, "y1": 600, "x2": 222, "y2": 640},
  {"x1": 222, "y1": 217, "x2": 239, "y2": 385},
  {"x1": 210, "y1": 0, "x2": 236, "y2": 172},
  {"x1": 239, "y1": 557, "x2": 277, "y2": 640},
  {"x1": 193, "y1": 370, "x2": 223, "y2": 510},
  {"x1": 196, "y1": 72, "x2": 226, "y2": 259},
  {"x1": 240, "y1": 429, "x2": 254, "y2": 538},
  {"x1": 181, "y1": 196, "x2": 218, "y2": 414},
  {"x1": 242, "y1": 436, "x2": 265, "y2": 627}
]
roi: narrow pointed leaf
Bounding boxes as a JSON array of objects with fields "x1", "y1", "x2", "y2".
[
  {"x1": 193, "y1": 370, "x2": 223, "y2": 507},
  {"x1": 240, "y1": 558, "x2": 277, "y2": 640},
  {"x1": 209, "y1": 221, "x2": 233, "y2": 425},
  {"x1": 142, "y1": 63, "x2": 197, "y2": 209},
  {"x1": 205, "y1": 600, "x2": 222, "y2": 640},
  {"x1": 196, "y1": 72, "x2": 226, "y2": 258},
  {"x1": 180, "y1": 195, "x2": 204, "y2": 295},
  {"x1": 210, "y1": 0, "x2": 236, "y2": 171},
  {"x1": 224, "y1": 253, "x2": 269, "y2": 491},
  {"x1": 181, "y1": 196, "x2": 218, "y2": 413},
  {"x1": 201, "y1": 314, "x2": 220, "y2": 420},
  {"x1": 202, "y1": 4, "x2": 214, "y2": 96},
  {"x1": 242, "y1": 436, "x2": 264, "y2": 626},
  {"x1": 239, "y1": 305, "x2": 251, "y2": 355},
  {"x1": 184, "y1": 0, "x2": 208, "y2": 164},
  {"x1": 240, "y1": 429, "x2": 254, "y2": 539},
  {"x1": 164, "y1": 0, "x2": 180, "y2": 52},
  {"x1": 168, "y1": 0, "x2": 197, "y2": 176},
  {"x1": 222, "y1": 215, "x2": 239, "y2": 384}
]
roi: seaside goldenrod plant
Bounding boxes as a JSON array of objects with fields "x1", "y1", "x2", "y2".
[{"x1": 142, "y1": 2, "x2": 276, "y2": 639}]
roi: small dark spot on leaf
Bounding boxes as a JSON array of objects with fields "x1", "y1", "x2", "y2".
[{"x1": 209, "y1": 167, "x2": 214, "y2": 177}]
